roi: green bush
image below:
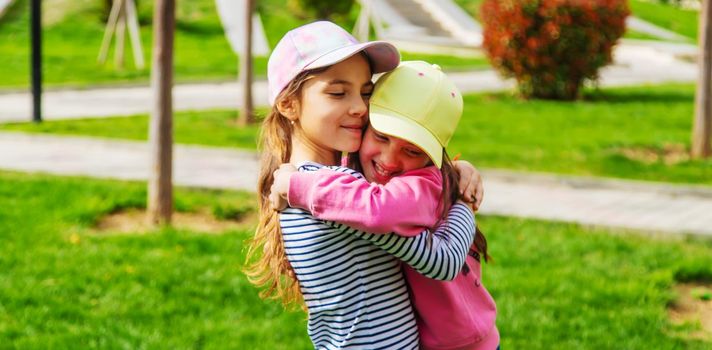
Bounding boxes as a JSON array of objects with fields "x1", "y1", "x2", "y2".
[{"x1": 481, "y1": 0, "x2": 629, "y2": 100}]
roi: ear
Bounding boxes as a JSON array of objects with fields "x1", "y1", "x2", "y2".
[{"x1": 276, "y1": 96, "x2": 299, "y2": 122}]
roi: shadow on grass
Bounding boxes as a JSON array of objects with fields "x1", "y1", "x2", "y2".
[
  {"x1": 176, "y1": 20, "x2": 224, "y2": 36},
  {"x1": 583, "y1": 88, "x2": 694, "y2": 104}
]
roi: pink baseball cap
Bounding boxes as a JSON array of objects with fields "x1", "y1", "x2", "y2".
[{"x1": 267, "y1": 21, "x2": 400, "y2": 105}]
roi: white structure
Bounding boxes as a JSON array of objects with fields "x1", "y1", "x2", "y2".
[
  {"x1": 215, "y1": 0, "x2": 270, "y2": 56},
  {"x1": 355, "y1": 0, "x2": 482, "y2": 55},
  {"x1": 0, "y1": 0, "x2": 16, "y2": 18}
]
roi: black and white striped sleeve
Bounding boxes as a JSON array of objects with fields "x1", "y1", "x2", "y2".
[{"x1": 324, "y1": 202, "x2": 475, "y2": 281}]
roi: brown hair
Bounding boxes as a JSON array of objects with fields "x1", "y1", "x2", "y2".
[
  {"x1": 439, "y1": 152, "x2": 490, "y2": 263},
  {"x1": 244, "y1": 70, "x2": 322, "y2": 308},
  {"x1": 245, "y1": 53, "x2": 373, "y2": 307}
]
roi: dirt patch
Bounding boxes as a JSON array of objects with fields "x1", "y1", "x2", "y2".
[
  {"x1": 616, "y1": 143, "x2": 689, "y2": 165},
  {"x1": 668, "y1": 282, "x2": 712, "y2": 341},
  {"x1": 93, "y1": 208, "x2": 254, "y2": 234}
]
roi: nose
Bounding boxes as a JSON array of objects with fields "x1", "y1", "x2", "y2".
[
  {"x1": 379, "y1": 145, "x2": 401, "y2": 170},
  {"x1": 349, "y1": 94, "x2": 368, "y2": 118}
]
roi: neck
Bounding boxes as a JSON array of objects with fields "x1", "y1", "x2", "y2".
[{"x1": 290, "y1": 130, "x2": 340, "y2": 166}]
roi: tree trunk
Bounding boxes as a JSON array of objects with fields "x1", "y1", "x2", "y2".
[
  {"x1": 147, "y1": 0, "x2": 175, "y2": 225},
  {"x1": 692, "y1": 0, "x2": 712, "y2": 159},
  {"x1": 238, "y1": 0, "x2": 254, "y2": 126}
]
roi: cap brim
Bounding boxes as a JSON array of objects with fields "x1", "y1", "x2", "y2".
[
  {"x1": 369, "y1": 105, "x2": 444, "y2": 168},
  {"x1": 305, "y1": 41, "x2": 400, "y2": 74}
]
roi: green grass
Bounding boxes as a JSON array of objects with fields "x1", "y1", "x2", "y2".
[
  {"x1": 453, "y1": 0, "x2": 484, "y2": 19},
  {"x1": 401, "y1": 51, "x2": 491, "y2": 71},
  {"x1": 0, "y1": 109, "x2": 265, "y2": 149},
  {"x1": 0, "y1": 171, "x2": 311, "y2": 349},
  {"x1": 448, "y1": 83, "x2": 712, "y2": 185},
  {"x1": 4, "y1": 83, "x2": 711, "y2": 185},
  {"x1": 0, "y1": 0, "x2": 489, "y2": 90},
  {"x1": 625, "y1": 29, "x2": 668, "y2": 41},
  {"x1": 629, "y1": 0, "x2": 700, "y2": 41},
  {"x1": 0, "y1": 0, "x2": 267, "y2": 89},
  {"x1": 454, "y1": 0, "x2": 698, "y2": 42},
  {"x1": 1, "y1": 170, "x2": 711, "y2": 348}
]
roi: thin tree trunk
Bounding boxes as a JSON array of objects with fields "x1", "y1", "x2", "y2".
[
  {"x1": 31, "y1": 0, "x2": 41, "y2": 123},
  {"x1": 147, "y1": 0, "x2": 175, "y2": 225},
  {"x1": 238, "y1": 0, "x2": 254, "y2": 126},
  {"x1": 692, "y1": 0, "x2": 712, "y2": 158}
]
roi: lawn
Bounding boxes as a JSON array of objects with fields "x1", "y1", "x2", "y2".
[
  {"x1": 455, "y1": 0, "x2": 698, "y2": 41},
  {"x1": 1, "y1": 170, "x2": 711, "y2": 348},
  {"x1": 629, "y1": 0, "x2": 700, "y2": 41},
  {"x1": 4, "y1": 83, "x2": 711, "y2": 185},
  {"x1": 0, "y1": 0, "x2": 489, "y2": 90},
  {"x1": 0, "y1": 109, "x2": 266, "y2": 149},
  {"x1": 452, "y1": 84, "x2": 712, "y2": 185}
]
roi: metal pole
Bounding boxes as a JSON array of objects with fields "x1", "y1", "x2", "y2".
[{"x1": 30, "y1": 0, "x2": 42, "y2": 123}]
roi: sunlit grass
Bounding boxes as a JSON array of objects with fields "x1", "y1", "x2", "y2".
[{"x1": 1, "y1": 171, "x2": 711, "y2": 348}]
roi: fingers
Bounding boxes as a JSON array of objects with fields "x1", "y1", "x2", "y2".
[
  {"x1": 461, "y1": 170, "x2": 484, "y2": 212},
  {"x1": 473, "y1": 179, "x2": 484, "y2": 211},
  {"x1": 269, "y1": 163, "x2": 296, "y2": 212},
  {"x1": 458, "y1": 173, "x2": 471, "y2": 197},
  {"x1": 269, "y1": 185, "x2": 287, "y2": 211}
]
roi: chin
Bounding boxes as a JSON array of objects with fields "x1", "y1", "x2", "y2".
[{"x1": 341, "y1": 143, "x2": 361, "y2": 154}]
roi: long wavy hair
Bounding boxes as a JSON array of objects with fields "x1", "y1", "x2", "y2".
[
  {"x1": 439, "y1": 152, "x2": 490, "y2": 263},
  {"x1": 246, "y1": 53, "x2": 371, "y2": 308},
  {"x1": 244, "y1": 69, "x2": 323, "y2": 308}
]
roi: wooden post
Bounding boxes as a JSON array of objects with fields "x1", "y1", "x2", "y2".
[
  {"x1": 125, "y1": 0, "x2": 145, "y2": 69},
  {"x1": 98, "y1": 0, "x2": 145, "y2": 69},
  {"x1": 147, "y1": 0, "x2": 175, "y2": 225},
  {"x1": 692, "y1": 0, "x2": 712, "y2": 159},
  {"x1": 238, "y1": 0, "x2": 254, "y2": 126},
  {"x1": 115, "y1": 0, "x2": 126, "y2": 68}
]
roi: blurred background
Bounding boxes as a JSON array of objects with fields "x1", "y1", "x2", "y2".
[{"x1": 1, "y1": 0, "x2": 711, "y2": 348}]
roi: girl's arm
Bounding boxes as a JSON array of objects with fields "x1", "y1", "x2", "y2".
[
  {"x1": 271, "y1": 161, "x2": 482, "y2": 236},
  {"x1": 287, "y1": 166, "x2": 443, "y2": 236},
  {"x1": 326, "y1": 202, "x2": 475, "y2": 281}
]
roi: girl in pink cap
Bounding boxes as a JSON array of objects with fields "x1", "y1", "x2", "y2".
[
  {"x1": 246, "y1": 21, "x2": 487, "y2": 349},
  {"x1": 270, "y1": 61, "x2": 499, "y2": 350}
]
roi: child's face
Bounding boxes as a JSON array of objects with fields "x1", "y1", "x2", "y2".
[
  {"x1": 293, "y1": 54, "x2": 373, "y2": 158},
  {"x1": 359, "y1": 125, "x2": 432, "y2": 184}
]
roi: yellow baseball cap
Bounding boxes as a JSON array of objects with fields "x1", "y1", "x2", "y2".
[{"x1": 369, "y1": 61, "x2": 463, "y2": 168}]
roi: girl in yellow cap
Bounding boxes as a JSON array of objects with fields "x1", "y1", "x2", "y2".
[
  {"x1": 246, "y1": 21, "x2": 486, "y2": 349},
  {"x1": 270, "y1": 61, "x2": 499, "y2": 350}
]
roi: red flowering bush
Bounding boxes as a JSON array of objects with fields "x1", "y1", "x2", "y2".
[{"x1": 481, "y1": 0, "x2": 629, "y2": 100}]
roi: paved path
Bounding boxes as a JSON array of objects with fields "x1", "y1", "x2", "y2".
[
  {"x1": 0, "y1": 40, "x2": 708, "y2": 237},
  {"x1": 0, "y1": 43, "x2": 699, "y2": 123},
  {"x1": 2, "y1": 131, "x2": 711, "y2": 238}
]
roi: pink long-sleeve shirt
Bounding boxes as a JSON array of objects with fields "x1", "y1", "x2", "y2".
[{"x1": 288, "y1": 166, "x2": 499, "y2": 350}]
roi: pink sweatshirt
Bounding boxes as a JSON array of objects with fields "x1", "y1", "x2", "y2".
[{"x1": 288, "y1": 166, "x2": 499, "y2": 350}]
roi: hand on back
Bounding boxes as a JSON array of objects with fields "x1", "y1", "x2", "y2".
[
  {"x1": 269, "y1": 163, "x2": 298, "y2": 211},
  {"x1": 453, "y1": 160, "x2": 484, "y2": 211}
]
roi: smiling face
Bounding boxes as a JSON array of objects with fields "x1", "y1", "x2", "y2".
[
  {"x1": 284, "y1": 54, "x2": 374, "y2": 165},
  {"x1": 359, "y1": 125, "x2": 433, "y2": 184}
]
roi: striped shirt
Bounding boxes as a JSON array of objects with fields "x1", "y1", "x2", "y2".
[{"x1": 281, "y1": 162, "x2": 475, "y2": 349}]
